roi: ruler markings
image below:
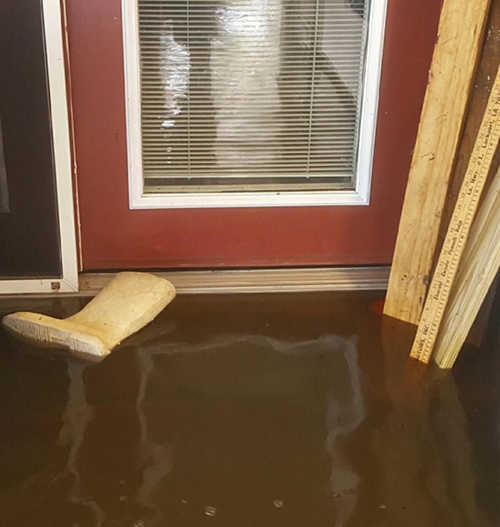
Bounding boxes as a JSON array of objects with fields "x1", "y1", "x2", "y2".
[{"x1": 409, "y1": 66, "x2": 500, "y2": 363}]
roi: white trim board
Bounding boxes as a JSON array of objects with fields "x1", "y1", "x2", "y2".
[
  {"x1": 0, "y1": 0, "x2": 79, "y2": 294},
  {"x1": 122, "y1": 0, "x2": 388, "y2": 209}
]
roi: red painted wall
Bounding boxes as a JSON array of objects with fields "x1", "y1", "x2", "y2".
[{"x1": 66, "y1": 0, "x2": 442, "y2": 270}]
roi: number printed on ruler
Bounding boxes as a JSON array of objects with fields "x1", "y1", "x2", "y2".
[{"x1": 410, "y1": 67, "x2": 500, "y2": 363}]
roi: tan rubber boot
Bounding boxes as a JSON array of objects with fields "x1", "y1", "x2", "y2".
[{"x1": 2, "y1": 272, "x2": 176, "y2": 360}]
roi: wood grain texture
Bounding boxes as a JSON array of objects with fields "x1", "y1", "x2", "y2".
[
  {"x1": 409, "y1": 66, "x2": 500, "y2": 363},
  {"x1": 437, "y1": 0, "x2": 500, "y2": 346},
  {"x1": 384, "y1": 0, "x2": 491, "y2": 324},
  {"x1": 434, "y1": 167, "x2": 500, "y2": 368},
  {"x1": 437, "y1": 0, "x2": 500, "y2": 251}
]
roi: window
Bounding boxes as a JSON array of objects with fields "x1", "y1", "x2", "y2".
[{"x1": 123, "y1": 0, "x2": 387, "y2": 208}]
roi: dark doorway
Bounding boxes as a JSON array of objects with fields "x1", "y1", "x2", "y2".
[{"x1": 0, "y1": 0, "x2": 62, "y2": 278}]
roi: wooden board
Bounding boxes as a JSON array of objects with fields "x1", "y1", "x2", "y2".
[
  {"x1": 410, "y1": 68, "x2": 500, "y2": 363},
  {"x1": 437, "y1": 0, "x2": 500, "y2": 254},
  {"x1": 433, "y1": 167, "x2": 500, "y2": 368},
  {"x1": 384, "y1": 0, "x2": 491, "y2": 324},
  {"x1": 436, "y1": 0, "x2": 500, "y2": 347}
]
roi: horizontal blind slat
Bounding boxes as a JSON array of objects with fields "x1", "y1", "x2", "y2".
[{"x1": 138, "y1": 0, "x2": 369, "y2": 189}]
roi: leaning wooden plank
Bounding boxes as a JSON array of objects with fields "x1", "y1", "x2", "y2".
[
  {"x1": 437, "y1": 0, "x2": 500, "y2": 347},
  {"x1": 410, "y1": 67, "x2": 500, "y2": 363},
  {"x1": 437, "y1": 0, "x2": 500, "y2": 256},
  {"x1": 384, "y1": 0, "x2": 491, "y2": 324},
  {"x1": 433, "y1": 167, "x2": 500, "y2": 368},
  {"x1": 2, "y1": 272, "x2": 176, "y2": 361}
]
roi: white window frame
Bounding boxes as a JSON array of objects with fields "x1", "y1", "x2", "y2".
[
  {"x1": 0, "y1": 0, "x2": 79, "y2": 294},
  {"x1": 122, "y1": 0, "x2": 387, "y2": 209}
]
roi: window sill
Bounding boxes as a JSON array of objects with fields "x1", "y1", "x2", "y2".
[{"x1": 129, "y1": 188, "x2": 370, "y2": 209}]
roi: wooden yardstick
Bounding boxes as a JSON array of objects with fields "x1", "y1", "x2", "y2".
[{"x1": 410, "y1": 66, "x2": 500, "y2": 364}]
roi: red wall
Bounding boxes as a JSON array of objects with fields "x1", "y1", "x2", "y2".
[{"x1": 66, "y1": 0, "x2": 442, "y2": 270}]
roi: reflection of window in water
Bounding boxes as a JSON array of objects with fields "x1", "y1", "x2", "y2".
[
  {"x1": 0, "y1": 118, "x2": 10, "y2": 213},
  {"x1": 53, "y1": 330, "x2": 485, "y2": 525},
  {"x1": 135, "y1": 334, "x2": 366, "y2": 523}
]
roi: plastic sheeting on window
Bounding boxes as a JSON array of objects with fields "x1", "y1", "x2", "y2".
[{"x1": 139, "y1": 0, "x2": 368, "y2": 188}]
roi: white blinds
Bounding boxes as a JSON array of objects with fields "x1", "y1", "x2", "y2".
[{"x1": 138, "y1": 0, "x2": 369, "y2": 192}]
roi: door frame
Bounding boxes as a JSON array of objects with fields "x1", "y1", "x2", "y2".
[
  {"x1": 68, "y1": 0, "x2": 443, "y2": 270},
  {"x1": 0, "y1": 0, "x2": 78, "y2": 294}
]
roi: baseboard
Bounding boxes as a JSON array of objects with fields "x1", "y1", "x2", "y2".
[{"x1": 78, "y1": 266, "x2": 390, "y2": 296}]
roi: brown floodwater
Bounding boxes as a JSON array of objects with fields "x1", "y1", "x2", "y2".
[{"x1": 0, "y1": 291, "x2": 499, "y2": 527}]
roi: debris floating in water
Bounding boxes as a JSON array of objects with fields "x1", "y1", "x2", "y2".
[{"x1": 204, "y1": 505, "x2": 217, "y2": 517}]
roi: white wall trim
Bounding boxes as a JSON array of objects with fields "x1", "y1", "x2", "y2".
[
  {"x1": 355, "y1": 0, "x2": 388, "y2": 204},
  {"x1": 122, "y1": 0, "x2": 388, "y2": 209},
  {"x1": 0, "y1": 0, "x2": 79, "y2": 294}
]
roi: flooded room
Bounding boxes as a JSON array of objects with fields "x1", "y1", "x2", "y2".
[{"x1": 1, "y1": 0, "x2": 499, "y2": 525}]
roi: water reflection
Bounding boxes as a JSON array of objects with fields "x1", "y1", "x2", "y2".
[
  {"x1": 133, "y1": 334, "x2": 365, "y2": 526},
  {"x1": 0, "y1": 293, "x2": 498, "y2": 526},
  {"x1": 370, "y1": 317, "x2": 487, "y2": 526},
  {"x1": 136, "y1": 350, "x2": 174, "y2": 526},
  {"x1": 58, "y1": 361, "x2": 104, "y2": 525}
]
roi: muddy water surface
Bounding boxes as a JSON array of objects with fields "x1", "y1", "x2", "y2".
[{"x1": 0, "y1": 292, "x2": 499, "y2": 526}]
